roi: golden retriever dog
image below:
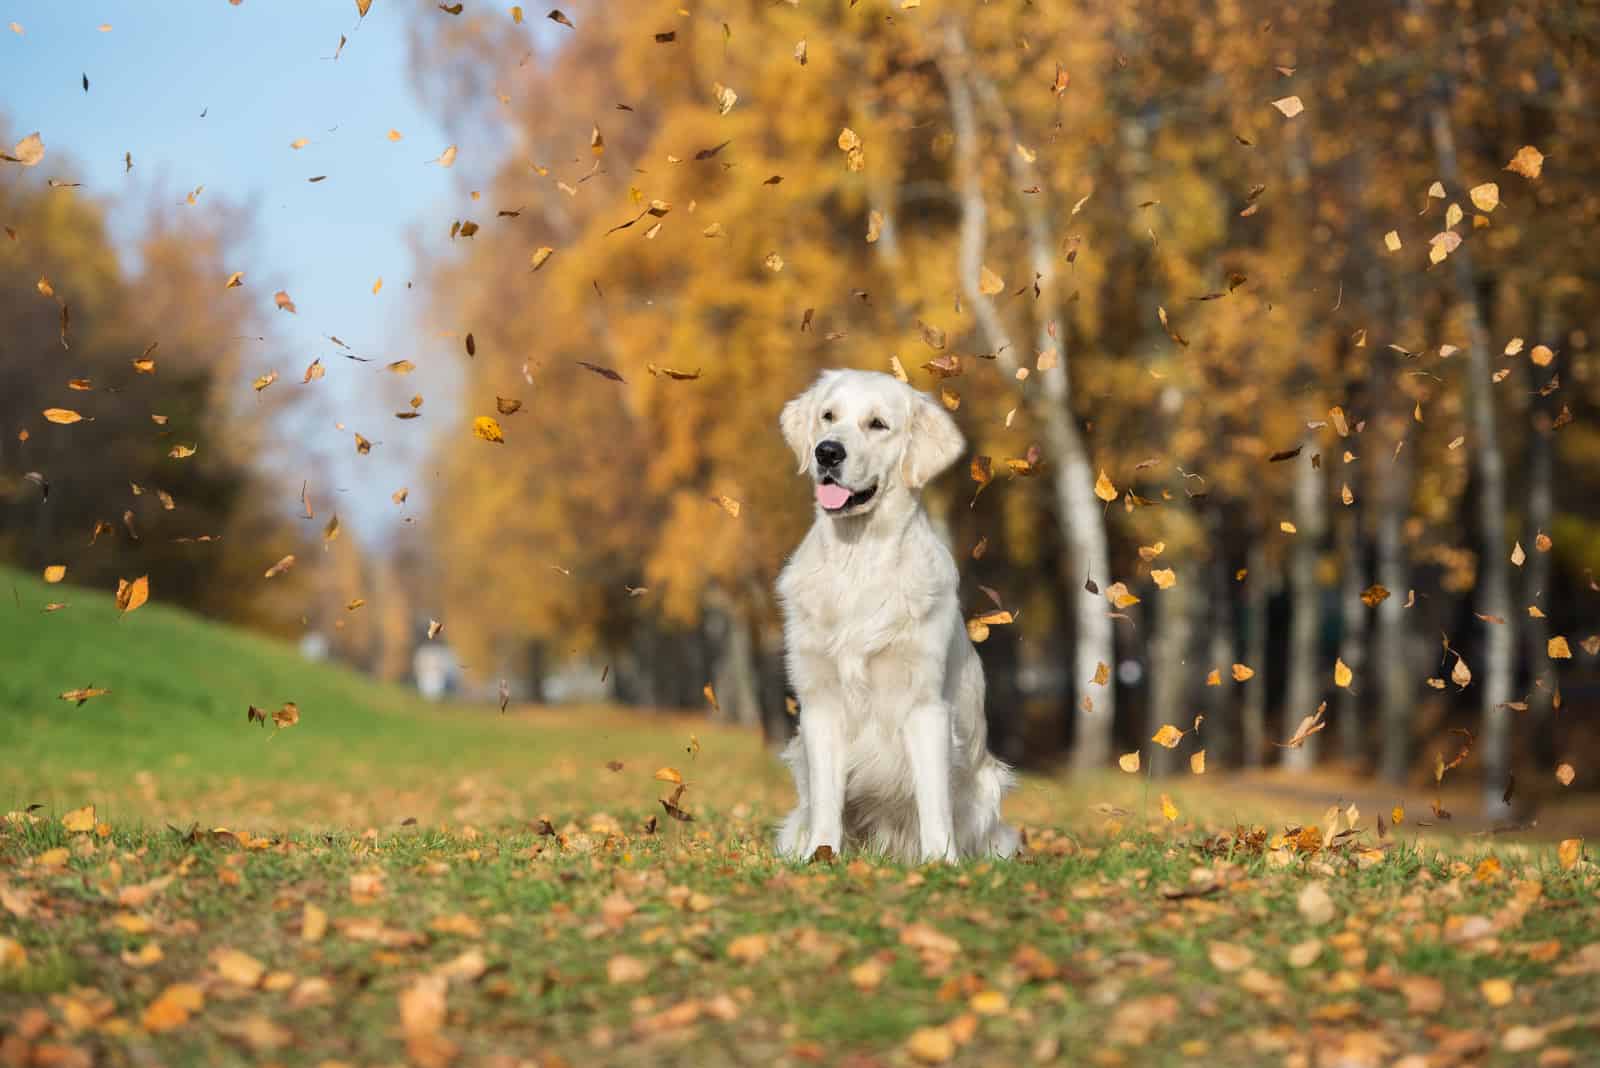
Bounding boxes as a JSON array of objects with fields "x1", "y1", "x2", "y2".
[{"x1": 774, "y1": 370, "x2": 1019, "y2": 864}]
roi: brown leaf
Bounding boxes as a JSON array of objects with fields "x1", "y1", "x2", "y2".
[{"x1": 1503, "y1": 144, "x2": 1544, "y2": 179}]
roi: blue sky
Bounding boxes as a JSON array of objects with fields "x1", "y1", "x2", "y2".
[{"x1": 3, "y1": 1, "x2": 496, "y2": 540}]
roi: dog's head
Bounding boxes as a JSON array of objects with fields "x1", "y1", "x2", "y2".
[{"x1": 779, "y1": 369, "x2": 965, "y2": 517}]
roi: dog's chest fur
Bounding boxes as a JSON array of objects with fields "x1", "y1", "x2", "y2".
[{"x1": 778, "y1": 511, "x2": 957, "y2": 702}]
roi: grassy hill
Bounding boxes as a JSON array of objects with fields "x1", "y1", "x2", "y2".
[{"x1": 0, "y1": 565, "x2": 785, "y2": 829}]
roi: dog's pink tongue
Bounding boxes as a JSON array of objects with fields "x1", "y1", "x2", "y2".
[{"x1": 816, "y1": 482, "x2": 852, "y2": 510}]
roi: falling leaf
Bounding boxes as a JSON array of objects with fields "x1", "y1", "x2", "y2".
[
  {"x1": 1151, "y1": 724, "x2": 1184, "y2": 749},
  {"x1": 1556, "y1": 763, "x2": 1575, "y2": 786},
  {"x1": 1094, "y1": 469, "x2": 1117, "y2": 502},
  {"x1": 115, "y1": 575, "x2": 149, "y2": 615},
  {"x1": 1558, "y1": 838, "x2": 1581, "y2": 870},
  {"x1": 714, "y1": 494, "x2": 741, "y2": 518},
  {"x1": 1469, "y1": 182, "x2": 1500, "y2": 212},
  {"x1": 1384, "y1": 230, "x2": 1402, "y2": 251},
  {"x1": 224, "y1": 271, "x2": 244, "y2": 289},
  {"x1": 1272, "y1": 95, "x2": 1304, "y2": 118},
  {"x1": 1452, "y1": 655, "x2": 1472, "y2": 688},
  {"x1": 473, "y1": 416, "x2": 505, "y2": 443},
  {"x1": 978, "y1": 265, "x2": 1005, "y2": 296},
  {"x1": 43, "y1": 408, "x2": 83, "y2": 424},
  {"x1": 437, "y1": 144, "x2": 457, "y2": 167},
  {"x1": 1160, "y1": 794, "x2": 1179, "y2": 822},
  {"x1": 1105, "y1": 582, "x2": 1140, "y2": 609},
  {"x1": 530, "y1": 246, "x2": 554, "y2": 271},
  {"x1": 1190, "y1": 750, "x2": 1206, "y2": 774},
  {"x1": 1151, "y1": 568, "x2": 1176, "y2": 590},
  {"x1": 548, "y1": 8, "x2": 573, "y2": 27},
  {"x1": 1548, "y1": 636, "x2": 1571, "y2": 659},
  {"x1": 1334, "y1": 658, "x2": 1353, "y2": 689},
  {"x1": 4, "y1": 132, "x2": 45, "y2": 167},
  {"x1": 1232, "y1": 663, "x2": 1255, "y2": 681},
  {"x1": 714, "y1": 83, "x2": 738, "y2": 115},
  {"x1": 263, "y1": 555, "x2": 295, "y2": 579},
  {"x1": 1504, "y1": 145, "x2": 1544, "y2": 180},
  {"x1": 1118, "y1": 751, "x2": 1141, "y2": 773}
]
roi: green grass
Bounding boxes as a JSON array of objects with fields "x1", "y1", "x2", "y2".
[{"x1": 3, "y1": 566, "x2": 1599, "y2": 1066}]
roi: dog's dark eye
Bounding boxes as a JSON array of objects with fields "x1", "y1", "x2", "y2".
[
  {"x1": 869, "y1": 417, "x2": 889, "y2": 431},
  {"x1": 821, "y1": 410, "x2": 835, "y2": 423}
]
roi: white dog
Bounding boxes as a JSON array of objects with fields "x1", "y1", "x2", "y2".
[{"x1": 774, "y1": 369, "x2": 1019, "y2": 864}]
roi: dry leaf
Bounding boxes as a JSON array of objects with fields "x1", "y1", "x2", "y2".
[
  {"x1": 1272, "y1": 95, "x2": 1304, "y2": 118},
  {"x1": 115, "y1": 575, "x2": 149, "y2": 614},
  {"x1": 1504, "y1": 145, "x2": 1543, "y2": 179}
]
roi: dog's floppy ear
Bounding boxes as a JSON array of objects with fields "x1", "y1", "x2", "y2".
[
  {"x1": 901, "y1": 391, "x2": 965, "y2": 489},
  {"x1": 780, "y1": 376, "x2": 825, "y2": 474}
]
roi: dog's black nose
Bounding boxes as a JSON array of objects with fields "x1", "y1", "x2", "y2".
[{"x1": 814, "y1": 440, "x2": 846, "y2": 468}]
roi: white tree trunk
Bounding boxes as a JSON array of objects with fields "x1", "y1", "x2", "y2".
[
  {"x1": 1425, "y1": 104, "x2": 1515, "y2": 819},
  {"x1": 942, "y1": 28, "x2": 1118, "y2": 770},
  {"x1": 1281, "y1": 445, "x2": 1327, "y2": 772}
]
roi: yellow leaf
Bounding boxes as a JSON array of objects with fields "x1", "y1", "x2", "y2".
[
  {"x1": 1548, "y1": 636, "x2": 1571, "y2": 659},
  {"x1": 473, "y1": 416, "x2": 505, "y2": 443},
  {"x1": 1391, "y1": 804, "x2": 1404, "y2": 826},
  {"x1": 43, "y1": 408, "x2": 83, "y2": 424},
  {"x1": 1383, "y1": 230, "x2": 1401, "y2": 251},
  {"x1": 1093, "y1": 662, "x2": 1110, "y2": 686},
  {"x1": 1118, "y1": 751, "x2": 1140, "y2": 773},
  {"x1": 142, "y1": 982, "x2": 204, "y2": 1033},
  {"x1": 1479, "y1": 978, "x2": 1514, "y2": 1007},
  {"x1": 1557, "y1": 838, "x2": 1581, "y2": 870},
  {"x1": 214, "y1": 948, "x2": 265, "y2": 987},
  {"x1": 969, "y1": 989, "x2": 1008, "y2": 1015},
  {"x1": 1151, "y1": 725, "x2": 1184, "y2": 749},
  {"x1": 1280, "y1": 521, "x2": 1298, "y2": 534},
  {"x1": 1151, "y1": 568, "x2": 1177, "y2": 590},
  {"x1": 302, "y1": 903, "x2": 327, "y2": 942},
  {"x1": 224, "y1": 271, "x2": 244, "y2": 289},
  {"x1": 43, "y1": 565, "x2": 65, "y2": 583},
  {"x1": 1334, "y1": 658, "x2": 1353, "y2": 689},
  {"x1": 1160, "y1": 793, "x2": 1179, "y2": 822},
  {"x1": 530, "y1": 246, "x2": 554, "y2": 271},
  {"x1": 714, "y1": 494, "x2": 741, "y2": 518},
  {"x1": 1556, "y1": 763, "x2": 1574, "y2": 786},
  {"x1": 978, "y1": 265, "x2": 1005, "y2": 296},
  {"x1": 1231, "y1": 663, "x2": 1255, "y2": 682},
  {"x1": 1272, "y1": 95, "x2": 1304, "y2": 118},
  {"x1": 1469, "y1": 182, "x2": 1500, "y2": 212},
  {"x1": 654, "y1": 767, "x2": 683, "y2": 784},
  {"x1": 1105, "y1": 582, "x2": 1140, "y2": 609},
  {"x1": 1094, "y1": 469, "x2": 1117, "y2": 502},
  {"x1": 115, "y1": 575, "x2": 149, "y2": 615},
  {"x1": 1511, "y1": 541, "x2": 1526, "y2": 566},
  {"x1": 1190, "y1": 750, "x2": 1206, "y2": 775},
  {"x1": 905, "y1": 1026, "x2": 955, "y2": 1064},
  {"x1": 62, "y1": 804, "x2": 96, "y2": 833}
]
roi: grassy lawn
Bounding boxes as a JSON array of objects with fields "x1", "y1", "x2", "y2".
[{"x1": 3, "y1": 567, "x2": 1599, "y2": 1066}]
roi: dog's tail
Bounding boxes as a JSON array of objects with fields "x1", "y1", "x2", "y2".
[{"x1": 968, "y1": 755, "x2": 1021, "y2": 859}]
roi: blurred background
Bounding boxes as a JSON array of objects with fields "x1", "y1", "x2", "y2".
[{"x1": 2, "y1": 0, "x2": 1597, "y2": 815}]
